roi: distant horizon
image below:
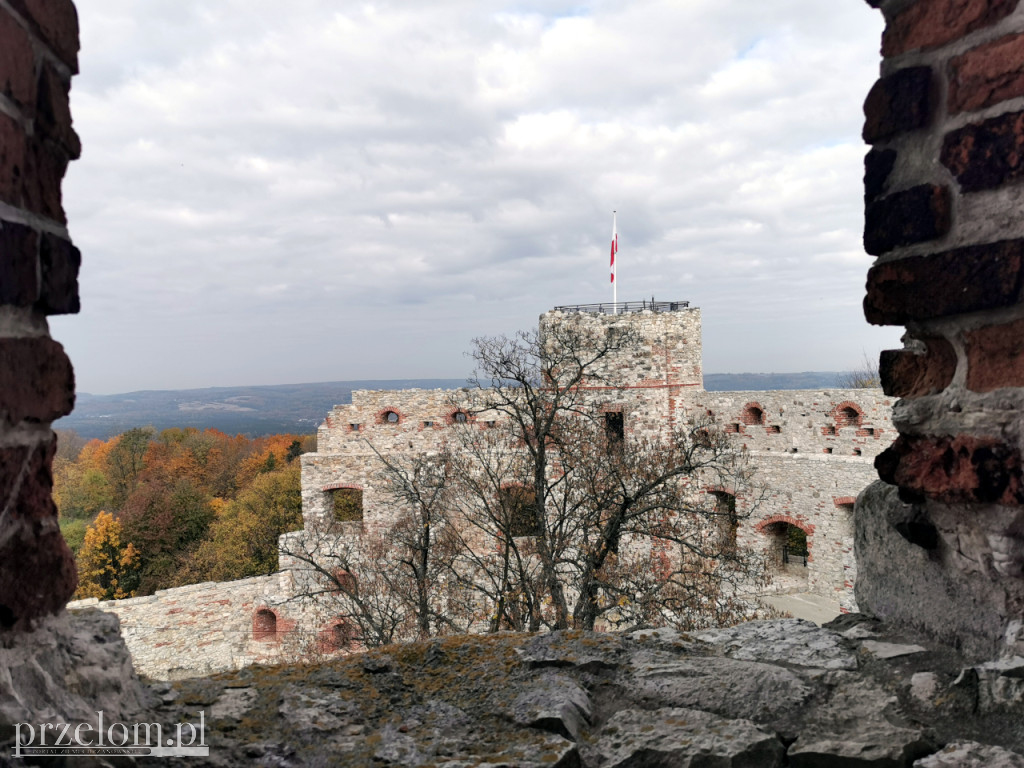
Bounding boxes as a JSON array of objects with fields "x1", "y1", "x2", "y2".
[{"x1": 75, "y1": 370, "x2": 865, "y2": 398}]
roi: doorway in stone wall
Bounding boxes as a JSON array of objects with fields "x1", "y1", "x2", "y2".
[{"x1": 760, "y1": 520, "x2": 810, "y2": 593}]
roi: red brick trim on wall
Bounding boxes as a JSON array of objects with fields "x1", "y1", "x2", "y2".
[
  {"x1": 322, "y1": 482, "x2": 364, "y2": 492},
  {"x1": 754, "y1": 515, "x2": 815, "y2": 537}
]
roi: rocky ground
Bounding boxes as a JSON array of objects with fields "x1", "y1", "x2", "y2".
[{"x1": 133, "y1": 614, "x2": 1024, "y2": 768}]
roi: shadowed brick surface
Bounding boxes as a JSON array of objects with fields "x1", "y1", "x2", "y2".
[
  {"x1": 942, "y1": 111, "x2": 1024, "y2": 193},
  {"x1": 864, "y1": 240, "x2": 1024, "y2": 325},
  {"x1": 863, "y1": 184, "x2": 950, "y2": 255},
  {"x1": 863, "y1": 66, "x2": 933, "y2": 143}
]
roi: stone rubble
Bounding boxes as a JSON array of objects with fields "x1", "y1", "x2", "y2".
[{"x1": 88, "y1": 615, "x2": 1020, "y2": 768}]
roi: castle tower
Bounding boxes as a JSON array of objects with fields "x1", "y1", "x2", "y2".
[{"x1": 539, "y1": 300, "x2": 703, "y2": 391}]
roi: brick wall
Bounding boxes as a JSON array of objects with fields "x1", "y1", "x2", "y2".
[
  {"x1": 858, "y1": 0, "x2": 1024, "y2": 658},
  {"x1": 0, "y1": 0, "x2": 80, "y2": 630}
]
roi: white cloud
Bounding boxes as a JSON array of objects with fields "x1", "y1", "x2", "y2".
[{"x1": 52, "y1": 0, "x2": 899, "y2": 393}]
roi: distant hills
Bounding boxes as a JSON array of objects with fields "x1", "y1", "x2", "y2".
[
  {"x1": 57, "y1": 379, "x2": 469, "y2": 440},
  {"x1": 57, "y1": 372, "x2": 852, "y2": 439}
]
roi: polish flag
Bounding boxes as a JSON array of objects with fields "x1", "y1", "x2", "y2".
[{"x1": 610, "y1": 215, "x2": 617, "y2": 285}]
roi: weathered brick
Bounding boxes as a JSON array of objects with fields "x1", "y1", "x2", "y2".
[
  {"x1": 863, "y1": 67, "x2": 933, "y2": 143},
  {"x1": 879, "y1": 337, "x2": 957, "y2": 397},
  {"x1": 882, "y1": 0, "x2": 1019, "y2": 57},
  {"x1": 0, "y1": 438, "x2": 77, "y2": 627},
  {"x1": 941, "y1": 110, "x2": 1024, "y2": 193},
  {"x1": 0, "y1": 336, "x2": 74, "y2": 425},
  {"x1": 864, "y1": 239, "x2": 1024, "y2": 325},
  {"x1": 36, "y1": 232, "x2": 78, "y2": 314},
  {"x1": 864, "y1": 148, "x2": 897, "y2": 204},
  {"x1": 7, "y1": 0, "x2": 79, "y2": 74},
  {"x1": 863, "y1": 184, "x2": 950, "y2": 255},
  {"x1": 949, "y1": 32, "x2": 1024, "y2": 114},
  {"x1": 876, "y1": 434, "x2": 1024, "y2": 505},
  {"x1": 22, "y1": 136, "x2": 68, "y2": 224},
  {"x1": 964, "y1": 315, "x2": 1024, "y2": 392},
  {"x1": 0, "y1": 8, "x2": 36, "y2": 110},
  {"x1": 0, "y1": 112, "x2": 25, "y2": 209},
  {"x1": 35, "y1": 64, "x2": 80, "y2": 160},
  {"x1": 0, "y1": 220, "x2": 38, "y2": 306}
]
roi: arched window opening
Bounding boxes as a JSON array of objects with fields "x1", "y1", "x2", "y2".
[
  {"x1": 762, "y1": 521, "x2": 808, "y2": 569},
  {"x1": 332, "y1": 488, "x2": 363, "y2": 523},
  {"x1": 835, "y1": 404, "x2": 862, "y2": 428},
  {"x1": 451, "y1": 410, "x2": 469, "y2": 424},
  {"x1": 742, "y1": 404, "x2": 765, "y2": 425},
  {"x1": 383, "y1": 410, "x2": 400, "y2": 424},
  {"x1": 500, "y1": 485, "x2": 539, "y2": 537},
  {"x1": 253, "y1": 609, "x2": 277, "y2": 642}
]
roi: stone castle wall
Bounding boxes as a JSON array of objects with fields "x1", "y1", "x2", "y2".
[
  {"x1": 67, "y1": 572, "x2": 315, "y2": 680},
  {"x1": 302, "y1": 307, "x2": 893, "y2": 614}
]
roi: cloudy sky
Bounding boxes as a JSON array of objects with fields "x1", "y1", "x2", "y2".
[{"x1": 51, "y1": 0, "x2": 899, "y2": 395}]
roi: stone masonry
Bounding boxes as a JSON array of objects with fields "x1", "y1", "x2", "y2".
[{"x1": 857, "y1": 0, "x2": 1024, "y2": 660}]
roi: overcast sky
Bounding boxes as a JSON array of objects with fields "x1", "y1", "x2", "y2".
[{"x1": 51, "y1": 0, "x2": 898, "y2": 395}]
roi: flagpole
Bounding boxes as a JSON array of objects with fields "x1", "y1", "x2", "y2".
[{"x1": 611, "y1": 210, "x2": 617, "y2": 312}]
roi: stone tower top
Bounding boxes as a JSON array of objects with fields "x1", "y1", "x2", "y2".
[{"x1": 540, "y1": 301, "x2": 703, "y2": 391}]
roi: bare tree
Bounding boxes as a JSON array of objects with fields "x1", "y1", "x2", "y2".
[
  {"x1": 284, "y1": 319, "x2": 770, "y2": 643},
  {"x1": 280, "y1": 449, "x2": 476, "y2": 648},
  {"x1": 441, "y1": 321, "x2": 769, "y2": 632},
  {"x1": 836, "y1": 352, "x2": 881, "y2": 389}
]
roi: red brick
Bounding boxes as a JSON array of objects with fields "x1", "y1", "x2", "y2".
[
  {"x1": 876, "y1": 434, "x2": 1024, "y2": 505},
  {"x1": 863, "y1": 66, "x2": 933, "y2": 143},
  {"x1": 949, "y1": 32, "x2": 1024, "y2": 114},
  {"x1": 863, "y1": 184, "x2": 950, "y2": 256},
  {"x1": 864, "y1": 148, "x2": 897, "y2": 204},
  {"x1": 0, "y1": 337, "x2": 74, "y2": 425},
  {"x1": 22, "y1": 136, "x2": 68, "y2": 224},
  {"x1": 964, "y1": 316, "x2": 1024, "y2": 391},
  {"x1": 7, "y1": 0, "x2": 79, "y2": 74},
  {"x1": 0, "y1": 8, "x2": 36, "y2": 110},
  {"x1": 941, "y1": 109, "x2": 1024, "y2": 193},
  {"x1": 864, "y1": 239, "x2": 1024, "y2": 325},
  {"x1": 882, "y1": 0, "x2": 1019, "y2": 57},
  {"x1": 879, "y1": 337, "x2": 957, "y2": 397},
  {"x1": 0, "y1": 112, "x2": 26, "y2": 209},
  {"x1": 0, "y1": 438, "x2": 77, "y2": 627},
  {"x1": 36, "y1": 232, "x2": 79, "y2": 314},
  {"x1": 0, "y1": 221, "x2": 38, "y2": 306},
  {"x1": 35, "y1": 64, "x2": 79, "y2": 159}
]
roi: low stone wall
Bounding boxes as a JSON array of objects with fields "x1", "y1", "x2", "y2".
[{"x1": 67, "y1": 574, "x2": 299, "y2": 680}]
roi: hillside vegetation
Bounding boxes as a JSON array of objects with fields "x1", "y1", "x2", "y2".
[{"x1": 55, "y1": 427, "x2": 314, "y2": 600}]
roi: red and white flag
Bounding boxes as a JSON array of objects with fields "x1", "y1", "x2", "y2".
[{"x1": 610, "y1": 212, "x2": 617, "y2": 285}]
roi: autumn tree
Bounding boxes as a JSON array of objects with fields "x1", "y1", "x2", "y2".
[
  {"x1": 106, "y1": 427, "x2": 154, "y2": 507},
  {"x1": 75, "y1": 511, "x2": 141, "y2": 600},
  {"x1": 184, "y1": 462, "x2": 304, "y2": 582}
]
